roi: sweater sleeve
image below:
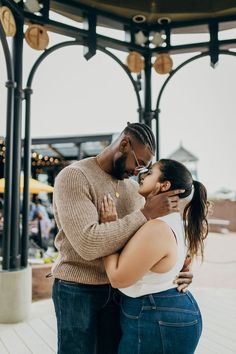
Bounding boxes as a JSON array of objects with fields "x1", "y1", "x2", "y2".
[{"x1": 54, "y1": 166, "x2": 147, "y2": 261}]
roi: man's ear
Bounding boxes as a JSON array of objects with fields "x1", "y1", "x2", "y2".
[
  {"x1": 160, "y1": 181, "x2": 171, "y2": 192},
  {"x1": 119, "y1": 137, "x2": 130, "y2": 153}
]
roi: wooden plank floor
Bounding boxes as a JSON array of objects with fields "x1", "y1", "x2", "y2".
[
  {"x1": 0, "y1": 287, "x2": 235, "y2": 353},
  {"x1": 192, "y1": 288, "x2": 236, "y2": 354},
  {"x1": 0, "y1": 233, "x2": 235, "y2": 353},
  {"x1": 0, "y1": 300, "x2": 57, "y2": 354}
]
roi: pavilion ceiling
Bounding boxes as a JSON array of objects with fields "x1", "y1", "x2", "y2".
[
  {"x1": 2, "y1": 0, "x2": 236, "y2": 55},
  {"x1": 50, "y1": 0, "x2": 236, "y2": 33}
]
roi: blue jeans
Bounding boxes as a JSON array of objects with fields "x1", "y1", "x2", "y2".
[
  {"x1": 119, "y1": 288, "x2": 202, "y2": 354},
  {"x1": 52, "y1": 279, "x2": 121, "y2": 354}
]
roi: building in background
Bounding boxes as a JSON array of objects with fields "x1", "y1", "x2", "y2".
[
  {"x1": 168, "y1": 142, "x2": 199, "y2": 180},
  {"x1": 0, "y1": 134, "x2": 115, "y2": 185}
]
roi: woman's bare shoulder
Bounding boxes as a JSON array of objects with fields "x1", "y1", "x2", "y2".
[
  {"x1": 133, "y1": 218, "x2": 173, "y2": 243},
  {"x1": 142, "y1": 218, "x2": 171, "y2": 232}
]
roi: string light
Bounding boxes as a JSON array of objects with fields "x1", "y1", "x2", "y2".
[{"x1": 0, "y1": 140, "x2": 62, "y2": 167}]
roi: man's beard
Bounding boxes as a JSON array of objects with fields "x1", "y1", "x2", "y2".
[{"x1": 111, "y1": 154, "x2": 127, "y2": 180}]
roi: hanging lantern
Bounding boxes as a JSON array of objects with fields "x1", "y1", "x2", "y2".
[
  {"x1": 127, "y1": 51, "x2": 144, "y2": 73},
  {"x1": 153, "y1": 53, "x2": 173, "y2": 74},
  {"x1": 25, "y1": 24, "x2": 49, "y2": 50},
  {"x1": 0, "y1": 6, "x2": 16, "y2": 37}
]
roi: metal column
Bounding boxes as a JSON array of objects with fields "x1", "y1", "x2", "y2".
[
  {"x1": 10, "y1": 14, "x2": 24, "y2": 269},
  {"x1": 143, "y1": 52, "x2": 152, "y2": 128},
  {"x1": 0, "y1": 20, "x2": 15, "y2": 270}
]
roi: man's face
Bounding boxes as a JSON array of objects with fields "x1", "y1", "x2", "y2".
[
  {"x1": 111, "y1": 140, "x2": 153, "y2": 180},
  {"x1": 111, "y1": 153, "x2": 128, "y2": 180}
]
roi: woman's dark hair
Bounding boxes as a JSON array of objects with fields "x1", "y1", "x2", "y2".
[{"x1": 158, "y1": 158, "x2": 209, "y2": 259}]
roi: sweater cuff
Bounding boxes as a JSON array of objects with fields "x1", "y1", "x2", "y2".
[{"x1": 134, "y1": 209, "x2": 149, "y2": 225}]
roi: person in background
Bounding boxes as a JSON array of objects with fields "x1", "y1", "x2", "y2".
[
  {"x1": 35, "y1": 198, "x2": 52, "y2": 239},
  {"x1": 51, "y1": 123, "x2": 193, "y2": 354},
  {"x1": 30, "y1": 198, "x2": 52, "y2": 250},
  {"x1": 102, "y1": 159, "x2": 209, "y2": 354}
]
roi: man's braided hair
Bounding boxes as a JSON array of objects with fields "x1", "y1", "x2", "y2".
[{"x1": 123, "y1": 122, "x2": 156, "y2": 155}]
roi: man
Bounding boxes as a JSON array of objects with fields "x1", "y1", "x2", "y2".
[{"x1": 52, "y1": 122, "x2": 192, "y2": 354}]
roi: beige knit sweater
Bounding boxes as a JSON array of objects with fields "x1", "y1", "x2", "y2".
[{"x1": 51, "y1": 157, "x2": 147, "y2": 284}]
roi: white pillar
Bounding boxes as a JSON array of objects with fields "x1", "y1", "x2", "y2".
[{"x1": 0, "y1": 266, "x2": 32, "y2": 323}]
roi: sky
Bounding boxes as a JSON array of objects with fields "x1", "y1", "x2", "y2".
[{"x1": 0, "y1": 13, "x2": 236, "y2": 194}]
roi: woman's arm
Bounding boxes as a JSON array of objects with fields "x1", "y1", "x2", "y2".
[
  {"x1": 100, "y1": 195, "x2": 193, "y2": 292},
  {"x1": 103, "y1": 219, "x2": 176, "y2": 288}
]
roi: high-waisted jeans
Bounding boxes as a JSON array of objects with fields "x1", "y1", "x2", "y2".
[
  {"x1": 52, "y1": 279, "x2": 121, "y2": 354},
  {"x1": 119, "y1": 288, "x2": 202, "y2": 354}
]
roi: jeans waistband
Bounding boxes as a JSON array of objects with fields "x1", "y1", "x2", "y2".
[
  {"x1": 143, "y1": 288, "x2": 187, "y2": 308},
  {"x1": 55, "y1": 278, "x2": 110, "y2": 289}
]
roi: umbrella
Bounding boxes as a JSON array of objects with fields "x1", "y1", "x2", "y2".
[{"x1": 0, "y1": 176, "x2": 54, "y2": 194}]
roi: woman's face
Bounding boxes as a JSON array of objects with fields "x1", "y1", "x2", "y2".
[{"x1": 138, "y1": 163, "x2": 162, "y2": 197}]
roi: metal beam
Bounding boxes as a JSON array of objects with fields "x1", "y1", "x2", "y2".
[
  {"x1": 209, "y1": 21, "x2": 219, "y2": 67},
  {"x1": 32, "y1": 134, "x2": 113, "y2": 145},
  {"x1": 83, "y1": 13, "x2": 97, "y2": 60},
  {"x1": 48, "y1": 144, "x2": 65, "y2": 159},
  {"x1": 143, "y1": 52, "x2": 153, "y2": 127},
  {"x1": 17, "y1": 11, "x2": 236, "y2": 56}
]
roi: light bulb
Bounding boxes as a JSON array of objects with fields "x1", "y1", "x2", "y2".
[
  {"x1": 24, "y1": 0, "x2": 40, "y2": 13},
  {"x1": 135, "y1": 31, "x2": 148, "y2": 45},
  {"x1": 151, "y1": 32, "x2": 164, "y2": 46}
]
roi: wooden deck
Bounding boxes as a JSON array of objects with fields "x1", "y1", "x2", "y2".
[
  {"x1": 0, "y1": 287, "x2": 235, "y2": 353},
  {"x1": 193, "y1": 288, "x2": 236, "y2": 354},
  {"x1": 0, "y1": 233, "x2": 236, "y2": 353},
  {"x1": 0, "y1": 300, "x2": 56, "y2": 354}
]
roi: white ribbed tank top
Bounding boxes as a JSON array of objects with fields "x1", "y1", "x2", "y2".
[{"x1": 119, "y1": 212, "x2": 187, "y2": 298}]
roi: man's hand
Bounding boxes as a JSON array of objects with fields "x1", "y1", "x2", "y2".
[
  {"x1": 174, "y1": 255, "x2": 193, "y2": 292},
  {"x1": 181, "y1": 254, "x2": 192, "y2": 272},
  {"x1": 141, "y1": 189, "x2": 184, "y2": 220},
  {"x1": 100, "y1": 194, "x2": 118, "y2": 223},
  {"x1": 174, "y1": 271, "x2": 193, "y2": 292}
]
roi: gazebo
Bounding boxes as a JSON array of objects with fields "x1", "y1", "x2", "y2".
[
  {"x1": 1, "y1": 0, "x2": 236, "y2": 322},
  {"x1": 168, "y1": 143, "x2": 199, "y2": 180}
]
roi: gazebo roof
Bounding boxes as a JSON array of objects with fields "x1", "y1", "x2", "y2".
[
  {"x1": 51, "y1": 0, "x2": 236, "y2": 32},
  {"x1": 5, "y1": 0, "x2": 236, "y2": 56},
  {"x1": 168, "y1": 144, "x2": 198, "y2": 163}
]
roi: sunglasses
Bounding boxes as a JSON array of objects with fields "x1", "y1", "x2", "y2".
[{"x1": 130, "y1": 141, "x2": 151, "y2": 174}]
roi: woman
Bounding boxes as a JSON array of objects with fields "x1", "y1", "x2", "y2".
[{"x1": 101, "y1": 159, "x2": 209, "y2": 354}]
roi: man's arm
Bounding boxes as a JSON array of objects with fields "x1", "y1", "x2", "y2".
[{"x1": 54, "y1": 167, "x2": 147, "y2": 261}]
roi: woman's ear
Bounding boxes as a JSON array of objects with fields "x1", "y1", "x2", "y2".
[{"x1": 160, "y1": 181, "x2": 171, "y2": 192}]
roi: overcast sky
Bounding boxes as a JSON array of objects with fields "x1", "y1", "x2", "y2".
[{"x1": 0, "y1": 14, "x2": 235, "y2": 194}]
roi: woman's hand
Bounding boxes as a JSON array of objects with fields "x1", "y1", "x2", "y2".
[{"x1": 100, "y1": 194, "x2": 118, "y2": 223}]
